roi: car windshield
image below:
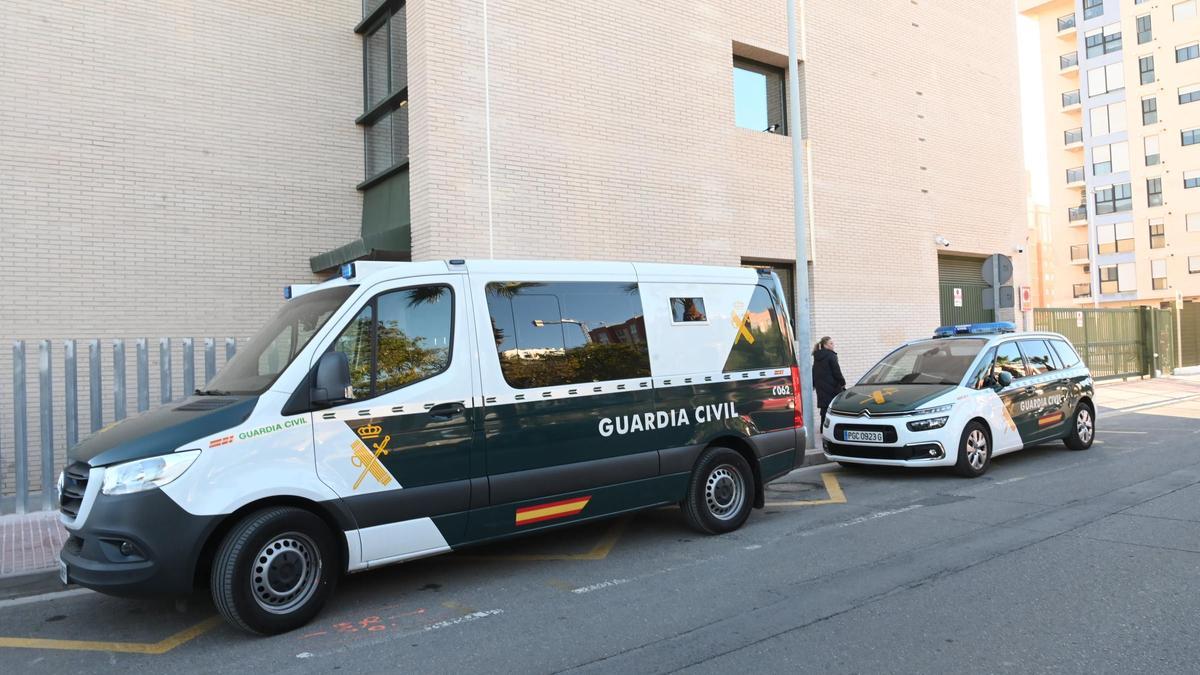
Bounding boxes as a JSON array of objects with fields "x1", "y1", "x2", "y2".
[
  {"x1": 202, "y1": 286, "x2": 355, "y2": 396},
  {"x1": 859, "y1": 338, "x2": 987, "y2": 386}
]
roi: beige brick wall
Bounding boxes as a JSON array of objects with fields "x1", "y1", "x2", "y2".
[{"x1": 410, "y1": 0, "x2": 1028, "y2": 378}]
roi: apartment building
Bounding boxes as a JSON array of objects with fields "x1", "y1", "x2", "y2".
[
  {"x1": 1022, "y1": 0, "x2": 1200, "y2": 306},
  {"x1": 0, "y1": 1, "x2": 1027, "y2": 493}
]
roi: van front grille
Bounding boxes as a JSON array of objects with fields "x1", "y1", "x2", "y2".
[{"x1": 60, "y1": 462, "x2": 89, "y2": 519}]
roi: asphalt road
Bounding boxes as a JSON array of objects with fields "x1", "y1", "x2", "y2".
[{"x1": 2, "y1": 396, "x2": 1198, "y2": 673}]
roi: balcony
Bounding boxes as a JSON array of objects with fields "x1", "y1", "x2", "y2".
[
  {"x1": 1062, "y1": 89, "x2": 1082, "y2": 109},
  {"x1": 1066, "y1": 167, "x2": 1085, "y2": 186},
  {"x1": 1064, "y1": 127, "x2": 1084, "y2": 149},
  {"x1": 1068, "y1": 206, "x2": 1088, "y2": 223},
  {"x1": 1060, "y1": 52, "x2": 1079, "y2": 72},
  {"x1": 1057, "y1": 14, "x2": 1077, "y2": 36},
  {"x1": 1073, "y1": 282, "x2": 1092, "y2": 300},
  {"x1": 1070, "y1": 244, "x2": 1090, "y2": 263}
]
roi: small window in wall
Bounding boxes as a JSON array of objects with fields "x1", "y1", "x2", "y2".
[
  {"x1": 1090, "y1": 101, "x2": 1126, "y2": 135},
  {"x1": 1150, "y1": 218, "x2": 1166, "y2": 248},
  {"x1": 1085, "y1": 24, "x2": 1122, "y2": 57},
  {"x1": 1139, "y1": 55, "x2": 1155, "y2": 84},
  {"x1": 1181, "y1": 84, "x2": 1200, "y2": 104},
  {"x1": 1148, "y1": 177, "x2": 1163, "y2": 206},
  {"x1": 1183, "y1": 128, "x2": 1200, "y2": 146},
  {"x1": 1084, "y1": 0, "x2": 1104, "y2": 20},
  {"x1": 1186, "y1": 170, "x2": 1200, "y2": 189},
  {"x1": 1142, "y1": 96, "x2": 1158, "y2": 125},
  {"x1": 1087, "y1": 63, "x2": 1124, "y2": 96},
  {"x1": 1190, "y1": 256, "x2": 1200, "y2": 274},
  {"x1": 1177, "y1": 41, "x2": 1199, "y2": 62},
  {"x1": 1094, "y1": 183, "x2": 1132, "y2": 214},
  {"x1": 733, "y1": 57, "x2": 787, "y2": 134},
  {"x1": 485, "y1": 281, "x2": 650, "y2": 389},
  {"x1": 1092, "y1": 141, "x2": 1128, "y2": 175},
  {"x1": 1098, "y1": 222, "x2": 1135, "y2": 253},
  {"x1": 1152, "y1": 259, "x2": 1168, "y2": 289},
  {"x1": 670, "y1": 298, "x2": 707, "y2": 323},
  {"x1": 361, "y1": 3, "x2": 409, "y2": 182},
  {"x1": 1176, "y1": 0, "x2": 1199, "y2": 20},
  {"x1": 1145, "y1": 135, "x2": 1160, "y2": 165},
  {"x1": 1137, "y1": 14, "x2": 1153, "y2": 43},
  {"x1": 1188, "y1": 212, "x2": 1200, "y2": 232}
]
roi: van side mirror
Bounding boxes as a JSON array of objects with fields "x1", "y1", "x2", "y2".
[
  {"x1": 996, "y1": 371, "x2": 1014, "y2": 389},
  {"x1": 311, "y1": 351, "x2": 353, "y2": 407}
]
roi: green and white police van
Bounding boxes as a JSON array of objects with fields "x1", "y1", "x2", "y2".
[
  {"x1": 58, "y1": 260, "x2": 805, "y2": 634},
  {"x1": 821, "y1": 322, "x2": 1095, "y2": 477}
]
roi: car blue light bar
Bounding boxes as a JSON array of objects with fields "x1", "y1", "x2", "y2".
[
  {"x1": 933, "y1": 321, "x2": 1016, "y2": 338},
  {"x1": 340, "y1": 263, "x2": 355, "y2": 280},
  {"x1": 283, "y1": 286, "x2": 293, "y2": 300}
]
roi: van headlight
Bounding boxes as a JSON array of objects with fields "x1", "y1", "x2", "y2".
[
  {"x1": 101, "y1": 450, "x2": 200, "y2": 495},
  {"x1": 907, "y1": 416, "x2": 949, "y2": 432}
]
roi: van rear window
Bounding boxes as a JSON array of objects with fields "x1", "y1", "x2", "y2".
[
  {"x1": 485, "y1": 281, "x2": 651, "y2": 389},
  {"x1": 723, "y1": 285, "x2": 793, "y2": 371}
]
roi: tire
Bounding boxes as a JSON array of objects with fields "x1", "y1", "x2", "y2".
[
  {"x1": 681, "y1": 446, "x2": 756, "y2": 535},
  {"x1": 210, "y1": 507, "x2": 338, "y2": 635},
  {"x1": 1063, "y1": 402, "x2": 1095, "y2": 451},
  {"x1": 953, "y1": 421, "x2": 991, "y2": 478}
]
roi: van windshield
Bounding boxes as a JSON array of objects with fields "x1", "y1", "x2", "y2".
[
  {"x1": 201, "y1": 286, "x2": 355, "y2": 396},
  {"x1": 859, "y1": 338, "x2": 986, "y2": 386}
]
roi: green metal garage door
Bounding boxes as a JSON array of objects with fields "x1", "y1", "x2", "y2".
[
  {"x1": 1182, "y1": 302, "x2": 1200, "y2": 367},
  {"x1": 938, "y1": 255, "x2": 994, "y2": 326}
]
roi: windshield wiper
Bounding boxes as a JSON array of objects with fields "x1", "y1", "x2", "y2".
[{"x1": 194, "y1": 388, "x2": 232, "y2": 396}]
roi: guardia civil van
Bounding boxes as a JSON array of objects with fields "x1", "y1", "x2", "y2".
[
  {"x1": 58, "y1": 260, "x2": 805, "y2": 634},
  {"x1": 821, "y1": 323, "x2": 1095, "y2": 477}
]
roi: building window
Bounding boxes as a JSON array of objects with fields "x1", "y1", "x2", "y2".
[
  {"x1": 1142, "y1": 96, "x2": 1157, "y2": 125},
  {"x1": 1065, "y1": 127, "x2": 1084, "y2": 145},
  {"x1": 1148, "y1": 177, "x2": 1163, "y2": 206},
  {"x1": 1137, "y1": 15, "x2": 1153, "y2": 43},
  {"x1": 1139, "y1": 55, "x2": 1155, "y2": 84},
  {"x1": 1185, "y1": 170, "x2": 1200, "y2": 189},
  {"x1": 1084, "y1": 0, "x2": 1104, "y2": 20},
  {"x1": 1178, "y1": 42, "x2": 1200, "y2": 62},
  {"x1": 1098, "y1": 222, "x2": 1135, "y2": 253},
  {"x1": 1099, "y1": 265, "x2": 1119, "y2": 293},
  {"x1": 1189, "y1": 212, "x2": 1200, "y2": 232},
  {"x1": 1073, "y1": 282, "x2": 1092, "y2": 298},
  {"x1": 1150, "y1": 219, "x2": 1166, "y2": 248},
  {"x1": 1190, "y1": 256, "x2": 1200, "y2": 274},
  {"x1": 1062, "y1": 90, "x2": 1081, "y2": 107},
  {"x1": 1152, "y1": 259, "x2": 1168, "y2": 289},
  {"x1": 1070, "y1": 243, "x2": 1090, "y2": 261},
  {"x1": 1145, "y1": 135, "x2": 1160, "y2": 165},
  {"x1": 1085, "y1": 24, "x2": 1122, "y2": 57},
  {"x1": 1060, "y1": 52, "x2": 1079, "y2": 69},
  {"x1": 1088, "y1": 63, "x2": 1124, "y2": 96},
  {"x1": 1090, "y1": 101, "x2": 1126, "y2": 134},
  {"x1": 1181, "y1": 84, "x2": 1200, "y2": 104},
  {"x1": 1183, "y1": 128, "x2": 1200, "y2": 146},
  {"x1": 1176, "y1": 0, "x2": 1199, "y2": 20},
  {"x1": 360, "y1": 2, "x2": 409, "y2": 182},
  {"x1": 1092, "y1": 141, "x2": 1129, "y2": 176},
  {"x1": 733, "y1": 58, "x2": 787, "y2": 135},
  {"x1": 1094, "y1": 183, "x2": 1133, "y2": 214},
  {"x1": 1067, "y1": 166, "x2": 1086, "y2": 184}
]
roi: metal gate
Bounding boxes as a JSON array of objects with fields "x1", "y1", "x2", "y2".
[
  {"x1": 938, "y1": 255, "x2": 993, "y2": 325},
  {"x1": 1033, "y1": 308, "x2": 1144, "y2": 379},
  {"x1": 1182, "y1": 302, "x2": 1200, "y2": 368}
]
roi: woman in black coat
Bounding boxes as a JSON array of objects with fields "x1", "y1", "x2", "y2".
[{"x1": 811, "y1": 336, "x2": 846, "y2": 430}]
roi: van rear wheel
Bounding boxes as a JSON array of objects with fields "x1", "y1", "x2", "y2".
[
  {"x1": 210, "y1": 506, "x2": 337, "y2": 635},
  {"x1": 681, "y1": 446, "x2": 755, "y2": 535}
]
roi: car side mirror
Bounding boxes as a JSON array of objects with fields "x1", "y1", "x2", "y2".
[
  {"x1": 996, "y1": 371, "x2": 1014, "y2": 389},
  {"x1": 311, "y1": 351, "x2": 353, "y2": 407}
]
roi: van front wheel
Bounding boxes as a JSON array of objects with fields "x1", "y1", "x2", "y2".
[
  {"x1": 210, "y1": 507, "x2": 338, "y2": 635},
  {"x1": 681, "y1": 446, "x2": 755, "y2": 535}
]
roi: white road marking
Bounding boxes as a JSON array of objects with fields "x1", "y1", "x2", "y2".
[
  {"x1": 424, "y1": 609, "x2": 503, "y2": 632},
  {"x1": 296, "y1": 653, "x2": 314, "y2": 659},
  {"x1": 743, "y1": 544, "x2": 763, "y2": 550},
  {"x1": 0, "y1": 588, "x2": 92, "y2": 610},
  {"x1": 571, "y1": 579, "x2": 629, "y2": 594},
  {"x1": 1098, "y1": 430, "x2": 1148, "y2": 435},
  {"x1": 799, "y1": 505, "x2": 924, "y2": 538},
  {"x1": 992, "y1": 476, "x2": 1028, "y2": 485}
]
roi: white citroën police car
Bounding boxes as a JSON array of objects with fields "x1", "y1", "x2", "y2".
[
  {"x1": 822, "y1": 322, "x2": 1096, "y2": 477},
  {"x1": 58, "y1": 260, "x2": 806, "y2": 635}
]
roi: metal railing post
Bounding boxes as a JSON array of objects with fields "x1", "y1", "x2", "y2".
[
  {"x1": 13, "y1": 342, "x2": 28, "y2": 513},
  {"x1": 160, "y1": 337, "x2": 172, "y2": 403},
  {"x1": 65, "y1": 340, "x2": 78, "y2": 451},
  {"x1": 136, "y1": 338, "x2": 148, "y2": 413},
  {"x1": 182, "y1": 338, "x2": 194, "y2": 398},
  {"x1": 204, "y1": 338, "x2": 216, "y2": 384},
  {"x1": 39, "y1": 340, "x2": 55, "y2": 511},
  {"x1": 89, "y1": 339, "x2": 102, "y2": 433},
  {"x1": 113, "y1": 339, "x2": 126, "y2": 421}
]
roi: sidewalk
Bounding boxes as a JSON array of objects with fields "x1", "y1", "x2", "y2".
[{"x1": 2, "y1": 375, "x2": 1199, "y2": 593}]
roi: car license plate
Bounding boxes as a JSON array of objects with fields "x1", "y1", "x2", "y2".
[
  {"x1": 59, "y1": 560, "x2": 69, "y2": 585},
  {"x1": 844, "y1": 430, "x2": 884, "y2": 443}
]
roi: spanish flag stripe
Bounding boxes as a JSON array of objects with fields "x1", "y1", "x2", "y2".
[
  {"x1": 1038, "y1": 412, "x2": 1065, "y2": 427},
  {"x1": 515, "y1": 496, "x2": 590, "y2": 526}
]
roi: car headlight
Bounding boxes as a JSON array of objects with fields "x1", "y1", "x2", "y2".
[
  {"x1": 822, "y1": 414, "x2": 830, "y2": 430},
  {"x1": 912, "y1": 404, "x2": 954, "y2": 416},
  {"x1": 101, "y1": 450, "x2": 200, "y2": 495},
  {"x1": 907, "y1": 416, "x2": 950, "y2": 432}
]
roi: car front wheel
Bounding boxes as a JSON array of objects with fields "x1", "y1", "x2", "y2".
[
  {"x1": 954, "y1": 421, "x2": 991, "y2": 478},
  {"x1": 1063, "y1": 403, "x2": 1095, "y2": 451}
]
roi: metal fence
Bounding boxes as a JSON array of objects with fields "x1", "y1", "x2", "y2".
[
  {"x1": 1033, "y1": 307, "x2": 1176, "y2": 379},
  {"x1": 2, "y1": 337, "x2": 239, "y2": 515}
]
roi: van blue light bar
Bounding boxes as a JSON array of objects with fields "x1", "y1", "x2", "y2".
[
  {"x1": 933, "y1": 321, "x2": 1016, "y2": 338},
  {"x1": 340, "y1": 263, "x2": 355, "y2": 280}
]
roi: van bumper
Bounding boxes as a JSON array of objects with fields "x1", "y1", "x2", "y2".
[{"x1": 60, "y1": 488, "x2": 220, "y2": 597}]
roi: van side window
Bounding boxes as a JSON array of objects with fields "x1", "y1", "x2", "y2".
[
  {"x1": 1050, "y1": 339, "x2": 1082, "y2": 368},
  {"x1": 993, "y1": 342, "x2": 1028, "y2": 380},
  {"x1": 1018, "y1": 340, "x2": 1059, "y2": 376},
  {"x1": 486, "y1": 281, "x2": 651, "y2": 389},
  {"x1": 723, "y1": 285, "x2": 792, "y2": 371},
  {"x1": 670, "y1": 297, "x2": 707, "y2": 322},
  {"x1": 331, "y1": 285, "x2": 454, "y2": 400}
]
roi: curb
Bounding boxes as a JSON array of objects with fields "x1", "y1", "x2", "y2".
[{"x1": 0, "y1": 568, "x2": 67, "y2": 602}]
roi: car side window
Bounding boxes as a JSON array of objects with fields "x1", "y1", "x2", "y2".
[
  {"x1": 1050, "y1": 339, "x2": 1082, "y2": 368},
  {"x1": 993, "y1": 342, "x2": 1028, "y2": 381},
  {"x1": 1018, "y1": 340, "x2": 1059, "y2": 376},
  {"x1": 329, "y1": 285, "x2": 454, "y2": 401},
  {"x1": 970, "y1": 347, "x2": 998, "y2": 389}
]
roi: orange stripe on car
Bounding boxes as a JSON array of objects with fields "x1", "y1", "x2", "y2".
[
  {"x1": 515, "y1": 496, "x2": 591, "y2": 526},
  {"x1": 1038, "y1": 412, "x2": 1064, "y2": 427}
]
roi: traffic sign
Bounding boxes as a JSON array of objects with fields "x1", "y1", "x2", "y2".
[{"x1": 982, "y1": 254, "x2": 1013, "y2": 286}]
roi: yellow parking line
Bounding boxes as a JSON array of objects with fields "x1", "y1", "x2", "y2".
[
  {"x1": 0, "y1": 616, "x2": 220, "y2": 655},
  {"x1": 766, "y1": 472, "x2": 847, "y2": 507}
]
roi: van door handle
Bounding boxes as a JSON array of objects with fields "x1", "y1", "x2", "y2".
[{"x1": 429, "y1": 402, "x2": 466, "y2": 420}]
